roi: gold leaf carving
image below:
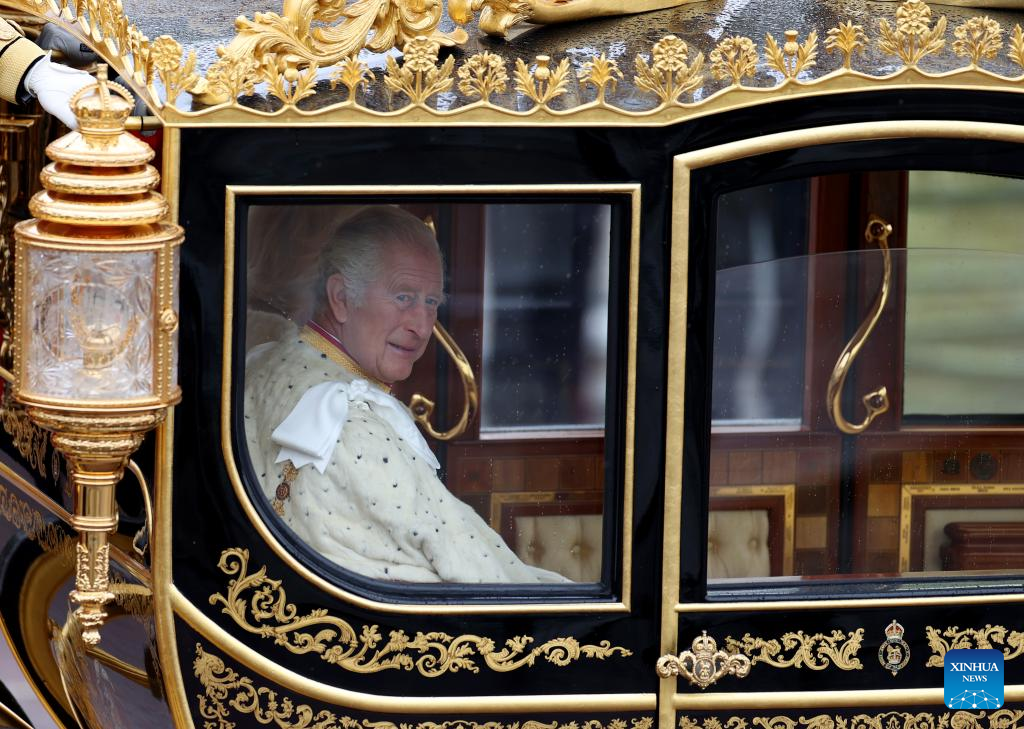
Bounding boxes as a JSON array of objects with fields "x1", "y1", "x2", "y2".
[
  {"x1": 330, "y1": 56, "x2": 374, "y2": 105},
  {"x1": 514, "y1": 55, "x2": 572, "y2": 107},
  {"x1": 682, "y1": 712, "x2": 1024, "y2": 729},
  {"x1": 765, "y1": 30, "x2": 818, "y2": 79},
  {"x1": 196, "y1": 0, "x2": 448, "y2": 104},
  {"x1": 710, "y1": 36, "x2": 759, "y2": 86},
  {"x1": 952, "y1": 16, "x2": 1003, "y2": 66},
  {"x1": 194, "y1": 642, "x2": 654, "y2": 729},
  {"x1": 925, "y1": 624, "x2": 1024, "y2": 668},
  {"x1": 151, "y1": 35, "x2": 199, "y2": 108},
  {"x1": 385, "y1": 36, "x2": 455, "y2": 107},
  {"x1": 634, "y1": 36, "x2": 704, "y2": 104},
  {"x1": 267, "y1": 63, "x2": 321, "y2": 106},
  {"x1": 457, "y1": 52, "x2": 510, "y2": 102},
  {"x1": 580, "y1": 53, "x2": 624, "y2": 105},
  {"x1": 724, "y1": 629, "x2": 864, "y2": 670},
  {"x1": 878, "y1": 0, "x2": 947, "y2": 67},
  {"x1": 205, "y1": 55, "x2": 261, "y2": 103},
  {"x1": 826, "y1": 21, "x2": 868, "y2": 69},
  {"x1": 1010, "y1": 25, "x2": 1024, "y2": 70},
  {"x1": 209, "y1": 547, "x2": 631, "y2": 677}
]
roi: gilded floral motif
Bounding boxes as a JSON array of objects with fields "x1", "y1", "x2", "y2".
[
  {"x1": 925, "y1": 625, "x2": 1024, "y2": 667},
  {"x1": 385, "y1": 37, "x2": 455, "y2": 106},
  {"x1": 457, "y1": 52, "x2": 510, "y2": 102},
  {"x1": 826, "y1": 21, "x2": 868, "y2": 69},
  {"x1": 953, "y1": 17, "x2": 1004, "y2": 66},
  {"x1": 195, "y1": 642, "x2": 654, "y2": 729},
  {"x1": 209, "y1": 548, "x2": 631, "y2": 678},
  {"x1": 724, "y1": 629, "x2": 864, "y2": 671},
  {"x1": 1011, "y1": 25, "x2": 1024, "y2": 70},
  {"x1": 709, "y1": 36, "x2": 759, "y2": 86},
  {"x1": 580, "y1": 53, "x2": 623, "y2": 104},
  {"x1": 765, "y1": 30, "x2": 818, "y2": 79},
  {"x1": 514, "y1": 55, "x2": 572, "y2": 107},
  {"x1": 634, "y1": 36, "x2": 704, "y2": 104},
  {"x1": 878, "y1": 0, "x2": 947, "y2": 67},
  {"x1": 150, "y1": 36, "x2": 199, "y2": 107}
]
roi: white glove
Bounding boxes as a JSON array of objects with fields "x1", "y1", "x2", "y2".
[{"x1": 23, "y1": 54, "x2": 94, "y2": 129}]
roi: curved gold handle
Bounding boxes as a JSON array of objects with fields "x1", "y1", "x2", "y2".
[
  {"x1": 408, "y1": 322, "x2": 478, "y2": 441},
  {"x1": 656, "y1": 631, "x2": 751, "y2": 689},
  {"x1": 826, "y1": 215, "x2": 893, "y2": 435}
]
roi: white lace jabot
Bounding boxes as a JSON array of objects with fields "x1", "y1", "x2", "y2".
[{"x1": 271, "y1": 379, "x2": 440, "y2": 473}]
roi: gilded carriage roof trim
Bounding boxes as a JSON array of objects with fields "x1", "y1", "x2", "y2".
[{"x1": 9, "y1": 0, "x2": 1024, "y2": 126}]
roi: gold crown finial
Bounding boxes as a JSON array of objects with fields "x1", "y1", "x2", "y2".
[{"x1": 70, "y1": 64, "x2": 134, "y2": 147}]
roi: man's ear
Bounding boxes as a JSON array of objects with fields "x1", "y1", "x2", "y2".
[{"x1": 325, "y1": 273, "x2": 349, "y2": 324}]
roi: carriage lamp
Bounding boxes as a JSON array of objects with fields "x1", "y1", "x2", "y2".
[{"x1": 12, "y1": 66, "x2": 182, "y2": 644}]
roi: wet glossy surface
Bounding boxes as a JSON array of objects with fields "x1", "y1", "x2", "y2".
[{"x1": 120, "y1": 0, "x2": 1024, "y2": 110}]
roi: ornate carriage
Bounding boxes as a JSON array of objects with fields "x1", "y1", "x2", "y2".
[{"x1": 1, "y1": 1, "x2": 1024, "y2": 728}]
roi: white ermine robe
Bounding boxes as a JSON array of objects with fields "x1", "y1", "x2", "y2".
[{"x1": 244, "y1": 335, "x2": 568, "y2": 583}]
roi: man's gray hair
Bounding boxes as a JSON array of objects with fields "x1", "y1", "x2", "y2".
[{"x1": 316, "y1": 206, "x2": 444, "y2": 311}]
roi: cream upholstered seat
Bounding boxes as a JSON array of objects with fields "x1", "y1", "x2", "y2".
[
  {"x1": 513, "y1": 514, "x2": 603, "y2": 583},
  {"x1": 707, "y1": 510, "x2": 771, "y2": 579}
]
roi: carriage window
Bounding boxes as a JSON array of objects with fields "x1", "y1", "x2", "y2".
[
  {"x1": 241, "y1": 198, "x2": 621, "y2": 587},
  {"x1": 706, "y1": 170, "x2": 1024, "y2": 589}
]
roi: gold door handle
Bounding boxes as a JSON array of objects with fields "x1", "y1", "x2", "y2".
[
  {"x1": 826, "y1": 215, "x2": 893, "y2": 435},
  {"x1": 656, "y1": 631, "x2": 751, "y2": 689},
  {"x1": 408, "y1": 322, "x2": 478, "y2": 441}
]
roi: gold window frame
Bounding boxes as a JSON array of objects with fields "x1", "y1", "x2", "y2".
[{"x1": 219, "y1": 183, "x2": 641, "y2": 615}]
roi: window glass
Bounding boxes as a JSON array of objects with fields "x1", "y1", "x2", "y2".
[
  {"x1": 481, "y1": 203, "x2": 610, "y2": 432},
  {"x1": 241, "y1": 199, "x2": 619, "y2": 588},
  {"x1": 704, "y1": 170, "x2": 1024, "y2": 592},
  {"x1": 904, "y1": 171, "x2": 1024, "y2": 417},
  {"x1": 712, "y1": 181, "x2": 809, "y2": 426}
]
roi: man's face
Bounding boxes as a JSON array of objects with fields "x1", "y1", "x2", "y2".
[{"x1": 338, "y1": 243, "x2": 443, "y2": 384}]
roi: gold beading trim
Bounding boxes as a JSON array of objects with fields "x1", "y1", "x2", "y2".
[
  {"x1": 195, "y1": 641, "x2": 653, "y2": 729},
  {"x1": 210, "y1": 548, "x2": 631, "y2": 677},
  {"x1": 926, "y1": 625, "x2": 1024, "y2": 667},
  {"x1": 724, "y1": 629, "x2": 864, "y2": 671},
  {"x1": 679, "y1": 712, "x2": 1024, "y2": 729}
]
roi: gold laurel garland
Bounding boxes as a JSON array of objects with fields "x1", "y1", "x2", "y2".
[
  {"x1": 210, "y1": 547, "x2": 631, "y2": 678},
  {"x1": 724, "y1": 629, "x2": 864, "y2": 671},
  {"x1": 680, "y1": 712, "x2": 1024, "y2": 729},
  {"x1": 194, "y1": 642, "x2": 655, "y2": 729},
  {"x1": 925, "y1": 625, "x2": 1024, "y2": 667}
]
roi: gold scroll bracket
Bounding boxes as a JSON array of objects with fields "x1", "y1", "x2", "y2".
[
  {"x1": 826, "y1": 215, "x2": 893, "y2": 435},
  {"x1": 656, "y1": 631, "x2": 751, "y2": 689},
  {"x1": 408, "y1": 322, "x2": 478, "y2": 441}
]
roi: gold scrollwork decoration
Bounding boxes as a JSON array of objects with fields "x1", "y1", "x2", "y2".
[
  {"x1": 0, "y1": 482, "x2": 73, "y2": 557},
  {"x1": 195, "y1": 642, "x2": 655, "y2": 729},
  {"x1": 634, "y1": 35, "x2": 704, "y2": 104},
  {"x1": 1, "y1": 389, "x2": 48, "y2": 478},
  {"x1": 926, "y1": 624, "x2": 1024, "y2": 667},
  {"x1": 209, "y1": 548, "x2": 631, "y2": 677},
  {"x1": 724, "y1": 628, "x2": 864, "y2": 671},
  {"x1": 680, "y1": 711, "x2": 1024, "y2": 729}
]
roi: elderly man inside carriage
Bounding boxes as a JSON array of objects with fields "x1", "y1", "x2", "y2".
[{"x1": 244, "y1": 206, "x2": 569, "y2": 584}]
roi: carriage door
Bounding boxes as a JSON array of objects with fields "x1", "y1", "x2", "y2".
[{"x1": 659, "y1": 127, "x2": 1024, "y2": 729}]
